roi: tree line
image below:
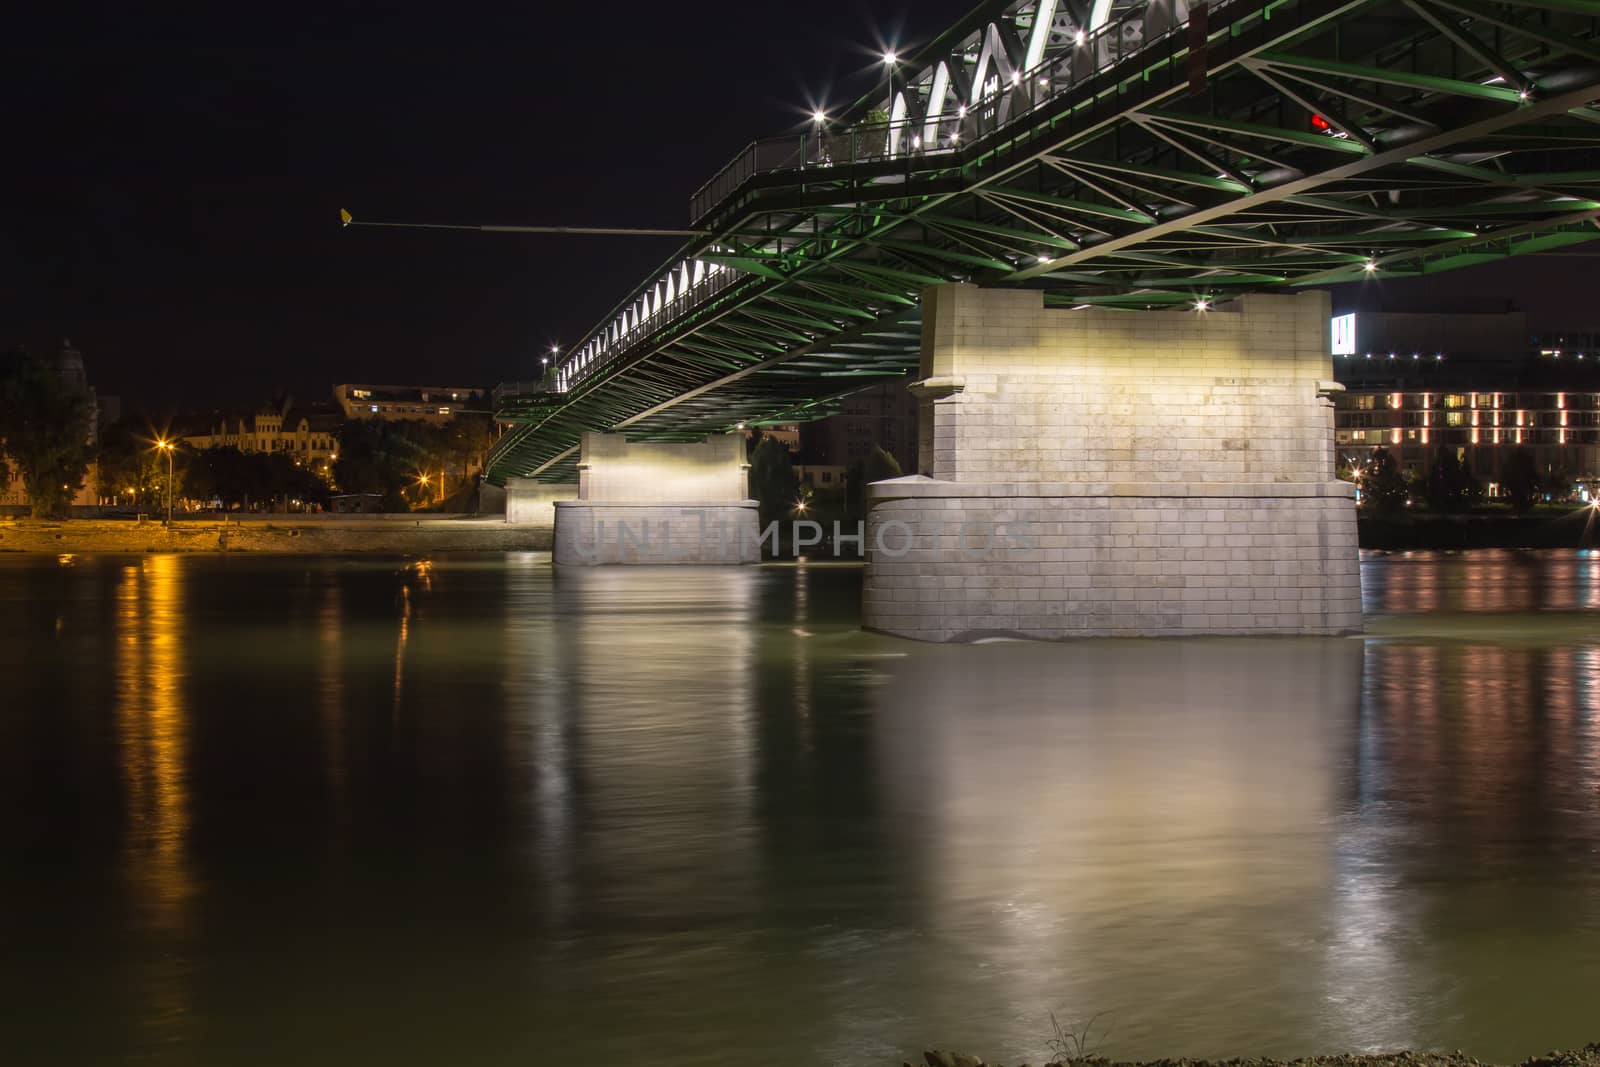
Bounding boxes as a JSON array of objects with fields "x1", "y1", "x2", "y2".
[
  {"x1": 2, "y1": 346, "x2": 494, "y2": 517},
  {"x1": 1355, "y1": 445, "x2": 1576, "y2": 516}
]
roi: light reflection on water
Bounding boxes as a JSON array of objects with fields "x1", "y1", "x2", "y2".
[{"x1": 0, "y1": 552, "x2": 1597, "y2": 1066}]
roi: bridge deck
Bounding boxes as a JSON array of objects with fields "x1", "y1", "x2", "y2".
[{"x1": 489, "y1": 0, "x2": 1600, "y2": 485}]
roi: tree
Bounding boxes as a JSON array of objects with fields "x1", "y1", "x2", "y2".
[
  {"x1": 1457, "y1": 455, "x2": 1484, "y2": 510},
  {"x1": 1422, "y1": 450, "x2": 1480, "y2": 513},
  {"x1": 441, "y1": 414, "x2": 495, "y2": 482},
  {"x1": 333, "y1": 419, "x2": 453, "y2": 511},
  {"x1": 0, "y1": 347, "x2": 94, "y2": 517},
  {"x1": 847, "y1": 445, "x2": 904, "y2": 518},
  {"x1": 95, "y1": 421, "x2": 167, "y2": 510},
  {"x1": 747, "y1": 433, "x2": 798, "y2": 529},
  {"x1": 183, "y1": 445, "x2": 330, "y2": 511},
  {"x1": 1542, "y1": 462, "x2": 1574, "y2": 504},
  {"x1": 1360, "y1": 447, "x2": 1407, "y2": 516},
  {"x1": 1500, "y1": 446, "x2": 1542, "y2": 513}
]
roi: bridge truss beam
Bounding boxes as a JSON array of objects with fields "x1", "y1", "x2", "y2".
[{"x1": 489, "y1": 0, "x2": 1600, "y2": 484}]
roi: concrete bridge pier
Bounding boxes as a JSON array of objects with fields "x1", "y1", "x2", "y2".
[
  {"x1": 553, "y1": 432, "x2": 759, "y2": 565},
  {"x1": 864, "y1": 284, "x2": 1361, "y2": 642},
  {"x1": 506, "y1": 478, "x2": 578, "y2": 523}
]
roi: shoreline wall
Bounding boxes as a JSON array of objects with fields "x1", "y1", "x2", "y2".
[{"x1": 0, "y1": 518, "x2": 552, "y2": 555}]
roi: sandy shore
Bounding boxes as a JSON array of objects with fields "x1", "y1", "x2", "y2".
[{"x1": 0, "y1": 516, "x2": 550, "y2": 554}]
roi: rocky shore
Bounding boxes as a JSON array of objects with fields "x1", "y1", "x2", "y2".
[
  {"x1": 0, "y1": 517, "x2": 549, "y2": 555},
  {"x1": 913, "y1": 1048, "x2": 1600, "y2": 1067}
]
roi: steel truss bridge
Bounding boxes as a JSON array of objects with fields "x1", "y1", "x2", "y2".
[{"x1": 486, "y1": 0, "x2": 1600, "y2": 485}]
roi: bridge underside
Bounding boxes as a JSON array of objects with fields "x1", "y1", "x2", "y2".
[{"x1": 488, "y1": 0, "x2": 1600, "y2": 486}]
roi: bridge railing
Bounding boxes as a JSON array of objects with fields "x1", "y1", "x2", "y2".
[
  {"x1": 493, "y1": 380, "x2": 554, "y2": 408},
  {"x1": 690, "y1": 0, "x2": 1242, "y2": 225},
  {"x1": 554, "y1": 259, "x2": 747, "y2": 394}
]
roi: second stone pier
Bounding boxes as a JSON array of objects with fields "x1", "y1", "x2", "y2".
[{"x1": 553, "y1": 432, "x2": 760, "y2": 565}]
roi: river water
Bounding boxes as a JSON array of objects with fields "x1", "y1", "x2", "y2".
[{"x1": 1, "y1": 551, "x2": 1597, "y2": 1066}]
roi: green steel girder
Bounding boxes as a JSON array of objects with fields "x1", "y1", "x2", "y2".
[{"x1": 488, "y1": 0, "x2": 1600, "y2": 484}]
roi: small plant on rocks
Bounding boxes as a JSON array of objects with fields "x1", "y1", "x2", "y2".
[{"x1": 1046, "y1": 1011, "x2": 1113, "y2": 1063}]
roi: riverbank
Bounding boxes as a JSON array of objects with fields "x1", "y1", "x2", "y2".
[
  {"x1": 918, "y1": 1046, "x2": 1600, "y2": 1067},
  {"x1": 8, "y1": 513, "x2": 1596, "y2": 556},
  {"x1": 1360, "y1": 510, "x2": 1600, "y2": 549},
  {"x1": 0, "y1": 516, "x2": 549, "y2": 554}
]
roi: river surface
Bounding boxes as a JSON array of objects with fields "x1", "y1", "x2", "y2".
[{"x1": 1, "y1": 550, "x2": 1598, "y2": 1066}]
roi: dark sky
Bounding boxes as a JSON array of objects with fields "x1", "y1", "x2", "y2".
[
  {"x1": 2, "y1": 0, "x2": 973, "y2": 409},
  {"x1": 3, "y1": 1, "x2": 1592, "y2": 412}
]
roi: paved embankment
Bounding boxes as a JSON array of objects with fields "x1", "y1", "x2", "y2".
[{"x1": 0, "y1": 516, "x2": 549, "y2": 554}]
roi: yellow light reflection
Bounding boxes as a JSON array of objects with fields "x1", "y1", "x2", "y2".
[
  {"x1": 114, "y1": 555, "x2": 196, "y2": 1048},
  {"x1": 320, "y1": 579, "x2": 350, "y2": 838},
  {"x1": 393, "y1": 584, "x2": 412, "y2": 718},
  {"x1": 115, "y1": 555, "x2": 194, "y2": 927}
]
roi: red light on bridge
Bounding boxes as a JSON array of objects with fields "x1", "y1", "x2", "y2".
[{"x1": 1310, "y1": 114, "x2": 1332, "y2": 132}]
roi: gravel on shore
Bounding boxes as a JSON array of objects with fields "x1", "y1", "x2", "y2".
[{"x1": 913, "y1": 1047, "x2": 1600, "y2": 1067}]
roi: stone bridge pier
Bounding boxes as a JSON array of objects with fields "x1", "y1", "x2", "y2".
[
  {"x1": 864, "y1": 284, "x2": 1361, "y2": 641},
  {"x1": 551, "y1": 432, "x2": 759, "y2": 565}
]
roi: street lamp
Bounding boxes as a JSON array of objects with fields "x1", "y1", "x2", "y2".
[
  {"x1": 811, "y1": 107, "x2": 829, "y2": 163},
  {"x1": 154, "y1": 438, "x2": 174, "y2": 524},
  {"x1": 881, "y1": 50, "x2": 898, "y2": 139},
  {"x1": 418, "y1": 472, "x2": 442, "y2": 507}
]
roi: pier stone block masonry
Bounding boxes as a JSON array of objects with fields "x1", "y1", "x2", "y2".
[
  {"x1": 505, "y1": 479, "x2": 577, "y2": 528},
  {"x1": 864, "y1": 284, "x2": 1361, "y2": 641},
  {"x1": 551, "y1": 432, "x2": 759, "y2": 565}
]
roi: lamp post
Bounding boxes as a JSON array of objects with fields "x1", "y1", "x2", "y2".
[
  {"x1": 418, "y1": 472, "x2": 444, "y2": 508},
  {"x1": 881, "y1": 51, "x2": 898, "y2": 157},
  {"x1": 154, "y1": 439, "x2": 174, "y2": 524}
]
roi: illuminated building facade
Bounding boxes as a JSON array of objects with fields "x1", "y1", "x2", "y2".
[
  {"x1": 1331, "y1": 311, "x2": 1600, "y2": 491},
  {"x1": 334, "y1": 384, "x2": 486, "y2": 423},
  {"x1": 180, "y1": 403, "x2": 341, "y2": 472},
  {"x1": 797, "y1": 382, "x2": 919, "y2": 473}
]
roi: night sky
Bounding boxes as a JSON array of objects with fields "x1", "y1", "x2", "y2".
[{"x1": 3, "y1": 0, "x2": 1593, "y2": 412}]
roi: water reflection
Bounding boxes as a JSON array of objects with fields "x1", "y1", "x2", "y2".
[
  {"x1": 318, "y1": 578, "x2": 349, "y2": 842},
  {"x1": 1, "y1": 554, "x2": 1598, "y2": 1066},
  {"x1": 1364, "y1": 549, "x2": 1600, "y2": 614},
  {"x1": 543, "y1": 567, "x2": 758, "y2": 922},
  {"x1": 113, "y1": 554, "x2": 196, "y2": 1053},
  {"x1": 861, "y1": 638, "x2": 1368, "y2": 1061}
]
